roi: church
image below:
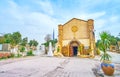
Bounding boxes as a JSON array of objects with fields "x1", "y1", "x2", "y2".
[{"x1": 57, "y1": 18, "x2": 95, "y2": 57}]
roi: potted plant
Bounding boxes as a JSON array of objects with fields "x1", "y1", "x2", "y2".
[{"x1": 98, "y1": 31, "x2": 114, "y2": 76}]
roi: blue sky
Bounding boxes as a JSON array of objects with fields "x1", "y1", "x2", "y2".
[{"x1": 0, "y1": 0, "x2": 120, "y2": 44}]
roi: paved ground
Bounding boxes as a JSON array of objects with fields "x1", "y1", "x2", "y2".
[
  {"x1": 108, "y1": 52, "x2": 120, "y2": 64},
  {"x1": 0, "y1": 56, "x2": 99, "y2": 77},
  {"x1": 94, "y1": 52, "x2": 120, "y2": 77}
]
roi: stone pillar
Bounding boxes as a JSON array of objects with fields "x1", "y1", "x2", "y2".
[
  {"x1": 88, "y1": 19, "x2": 95, "y2": 56},
  {"x1": 58, "y1": 24, "x2": 63, "y2": 53},
  {"x1": 67, "y1": 45, "x2": 69, "y2": 56},
  {"x1": 77, "y1": 45, "x2": 80, "y2": 56}
]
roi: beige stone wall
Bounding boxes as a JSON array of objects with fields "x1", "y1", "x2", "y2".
[
  {"x1": 62, "y1": 40, "x2": 71, "y2": 46},
  {"x1": 62, "y1": 39, "x2": 90, "y2": 47},
  {"x1": 63, "y1": 19, "x2": 89, "y2": 40},
  {"x1": 78, "y1": 39, "x2": 90, "y2": 46}
]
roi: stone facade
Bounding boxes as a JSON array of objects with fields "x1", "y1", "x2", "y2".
[{"x1": 58, "y1": 18, "x2": 95, "y2": 57}]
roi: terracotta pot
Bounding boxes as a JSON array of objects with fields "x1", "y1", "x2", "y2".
[{"x1": 101, "y1": 62, "x2": 115, "y2": 76}]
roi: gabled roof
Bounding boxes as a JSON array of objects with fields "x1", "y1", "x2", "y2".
[{"x1": 63, "y1": 18, "x2": 87, "y2": 25}]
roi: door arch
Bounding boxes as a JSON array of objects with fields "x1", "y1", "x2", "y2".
[{"x1": 69, "y1": 41, "x2": 80, "y2": 56}]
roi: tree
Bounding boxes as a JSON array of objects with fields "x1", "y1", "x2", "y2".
[
  {"x1": 50, "y1": 39, "x2": 57, "y2": 48},
  {"x1": 109, "y1": 35, "x2": 117, "y2": 45},
  {"x1": 12, "y1": 32, "x2": 21, "y2": 45},
  {"x1": 43, "y1": 34, "x2": 57, "y2": 47},
  {"x1": 19, "y1": 46, "x2": 25, "y2": 53},
  {"x1": 29, "y1": 40, "x2": 33, "y2": 47},
  {"x1": 29, "y1": 40, "x2": 39, "y2": 47},
  {"x1": 32, "y1": 40, "x2": 38, "y2": 47},
  {"x1": 20, "y1": 37, "x2": 28, "y2": 46},
  {"x1": 43, "y1": 34, "x2": 52, "y2": 54},
  {"x1": 4, "y1": 33, "x2": 12, "y2": 43},
  {"x1": 4, "y1": 32, "x2": 22, "y2": 47},
  {"x1": 96, "y1": 33, "x2": 118, "y2": 47},
  {"x1": 96, "y1": 40, "x2": 100, "y2": 48},
  {"x1": 19, "y1": 37, "x2": 28, "y2": 56},
  {"x1": 116, "y1": 37, "x2": 120, "y2": 41},
  {"x1": 28, "y1": 39, "x2": 38, "y2": 50},
  {"x1": 98, "y1": 31, "x2": 111, "y2": 61},
  {"x1": 44, "y1": 34, "x2": 51, "y2": 42},
  {"x1": 42, "y1": 41, "x2": 49, "y2": 47},
  {"x1": 0, "y1": 36, "x2": 5, "y2": 44}
]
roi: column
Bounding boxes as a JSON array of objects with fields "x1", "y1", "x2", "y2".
[
  {"x1": 58, "y1": 25, "x2": 63, "y2": 53},
  {"x1": 88, "y1": 19, "x2": 95, "y2": 56}
]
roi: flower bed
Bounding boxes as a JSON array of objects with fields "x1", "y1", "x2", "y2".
[{"x1": 0, "y1": 52, "x2": 11, "y2": 59}]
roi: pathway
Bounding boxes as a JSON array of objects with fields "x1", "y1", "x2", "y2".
[{"x1": 0, "y1": 57, "x2": 98, "y2": 77}]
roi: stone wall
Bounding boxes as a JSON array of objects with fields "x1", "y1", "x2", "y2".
[
  {"x1": 0, "y1": 44, "x2": 10, "y2": 51},
  {"x1": 63, "y1": 19, "x2": 89, "y2": 40}
]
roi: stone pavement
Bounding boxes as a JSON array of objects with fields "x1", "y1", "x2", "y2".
[
  {"x1": 0, "y1": 56, "x2": 39, "y2": 66},
  {"x1": 0, "y1": 56, "x2": 99, "y2": 77}
]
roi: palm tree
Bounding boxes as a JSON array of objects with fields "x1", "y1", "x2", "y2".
[
  {"x1": 98, "y1": 31, "x2": 111, "y2": 61},
  {"x1": 98, "y1": 31, "x2": 115, "y2": 76}
]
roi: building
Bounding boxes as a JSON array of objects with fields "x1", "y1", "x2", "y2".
[{"x1": 57, "y1": 18, "x2": 95, "y2": 57}]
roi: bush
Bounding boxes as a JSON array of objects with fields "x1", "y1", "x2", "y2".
[
  {"x1": 3, "y1": 53, "x2": 9, "y2": 58},
  {"x1": 10, "y1": 53, "x2": 15, "y2": 58},
  {"x1": 0, "y1": 53, "x2": 4, "y2": 59},
  {"x1": 0, "y1": 53, "x2": 11, "y2": 59},
  {"x1": 16, "y1": 53, "x2": 22, "y2": 58},
  {"x1": 27, "y1": 50, "x2": 34, "y2": 56},
  {"x1": 96, "y1": 48, "x2": 101, "y2": 55},
  {"x1": 19, "y1": 46, "x2": 25, "y2": 53}
]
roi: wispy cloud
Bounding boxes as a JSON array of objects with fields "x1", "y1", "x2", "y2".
[
  {"x1": 78, "y1": 12, "x2": 106, "y2": 20},
  {"x1": 36, "y1": 0, "x2": 54, "y2": 15},
  {"x1": 0, "y1": 0, "x2": 58, "y2": 43},
  {"x1": 0, "y1": 0, "x2": 120, "y2": 44}
]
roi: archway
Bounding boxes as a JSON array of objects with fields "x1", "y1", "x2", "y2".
[{"x1": 69, "y1": 41, "x2": 80, "y2": 56}]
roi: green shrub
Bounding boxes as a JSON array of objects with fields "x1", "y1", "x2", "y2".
[
  {"x1": 19, "y1": 46, "x2": 25, "y2": 53},
  {"x1": 96, "y1": 48, "x2": 101, "y2": 55},
  {"x1": 10, "y1": 53, "x2": 15, "y2": 58},
  {"x1": 27, "y1": 50, "x2": 34, "y2": 56},
  {"x1": 16, "y1": 53, "x2": 22, "y2": 58},
  {"x1": 1, "y1": 56, "x2": 7, "y2": 59}
]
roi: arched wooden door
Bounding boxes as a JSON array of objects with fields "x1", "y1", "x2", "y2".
[{"x1": 69, "y1": 41, "x2": 80, "y2": 57}]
